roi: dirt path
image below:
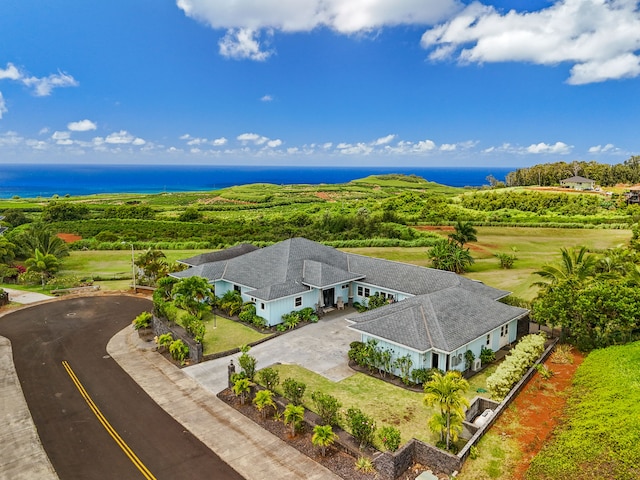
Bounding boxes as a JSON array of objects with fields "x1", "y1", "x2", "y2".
[{"x1": 496, "y1": 350, "x2": 584, "y2": 479}]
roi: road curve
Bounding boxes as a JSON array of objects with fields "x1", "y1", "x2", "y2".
[{"x1": 0, "y1": 295, "x2": 243, "y2": 480}]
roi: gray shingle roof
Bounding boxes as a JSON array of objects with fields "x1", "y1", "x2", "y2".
[
  {"x1": 347, "y1": 287, "x2": 529, "y2": 353},
  {"x1": 179, "y1": 243, "x2": 259, "y2": 266},
  {"x1": 561, "y1": 176, "x2": 595, "y2": 183},
  {"x1": 174, "y1": 237, "x2": 508, "y2": 302}
]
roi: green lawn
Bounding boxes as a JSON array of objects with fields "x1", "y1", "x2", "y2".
[{"x1": 260, "y1": 363, "x2": 495, "y2": 450}]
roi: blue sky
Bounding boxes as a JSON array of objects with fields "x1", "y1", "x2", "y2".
[{"x1": 1, "y1": 0, "x2": 639, "y2": 167}]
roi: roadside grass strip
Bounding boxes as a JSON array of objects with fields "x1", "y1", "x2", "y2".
[{"x1": 62, "y1": 361, "x2": 157, "y2": 480}]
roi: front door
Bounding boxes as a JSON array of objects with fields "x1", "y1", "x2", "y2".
[
  {"x1": 323, "y1": 288, "x2": 335, "y2": 308},
  {"x1": 431, "y1": 352, "x2": 439, "y2": 370}
]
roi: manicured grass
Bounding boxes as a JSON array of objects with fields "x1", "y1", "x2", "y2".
[
  {"x1": 184, "y1": 312, "x2": 271, "y2": 355},
  {"x1": 525, "y1": 341, "x2": 640, "y2": 480},
  {"x1": 343, "y1": 227, "x2": 632, "y2": 301},
  {"x1": 260, "y1": 363, "x2": 495, "y2": 450}
]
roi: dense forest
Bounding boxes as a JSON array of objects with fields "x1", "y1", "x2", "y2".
[{"x1": 506, "y1": 156, "x2": 640, "y2": 187}]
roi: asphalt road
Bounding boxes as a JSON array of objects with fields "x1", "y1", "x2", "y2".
[{"x1": 0, "y1": 295, "x2": 244, "y2": 480}]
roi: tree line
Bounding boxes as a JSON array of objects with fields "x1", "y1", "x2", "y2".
[{"x1": 505, "y1": 156, "x2": 640, "y2": 187}]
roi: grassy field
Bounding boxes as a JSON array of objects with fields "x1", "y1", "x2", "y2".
[
  {"x1": 344, "y1": 226, "x2": 632, "y2": 301},
  {"x1": 262, "y1": 363, "x2": 496, "y2": 451}
]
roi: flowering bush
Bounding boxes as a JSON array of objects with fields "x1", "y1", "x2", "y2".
[
  {"x1": 378, "y1": 425, "x2": 401, "y2": 452},
  {"x1": 486, "y1": 333, "x2": 546, "y2": 399},
  {"x1": 346, "y1": 407, "x2": 377, "y2": 449},
  {"x1": 282, "y1": 377, "x2": 306, "y2": 406}
]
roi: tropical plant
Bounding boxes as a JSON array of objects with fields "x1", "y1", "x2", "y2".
[
  {"x1": 480, "y1": 346, "x2": 495, "y2": 365},
  {"x1": 354, "y1": 457, "x2": 375, "y2": 473},
  {"x1": 156, "y1": 332, "x2": 173, "y2": 350},
  {"x1": 464, "y1": 350, "x2": 476, "y2": 371},
  {"x1": 238, "y1": 345, "x2": 257, "y2": 381},
  {"x1": 378, "y1": 426, "x2": 401, "y2": 452},
  {"x1": 169, "y1": 339, "x2": 189, "y2": 365},
  {"x1": 172, "y1": 276, "x2": 213, "y2": 318},
  {"x1": 10, "y1": 222, "x2": 69, "y2": 259},
  {"x1": 154, "y1": 275, "x2": 178, "y2": 302},
  {"x1": 253, "y1": 389, "x2": 276, "y2": 419},
  {"x1": 25, "y1": 248, "x2": 60, "y2": 286},
  {"x1": 345, "y1": 407, "x2": 377, "y2": 449},
  {"x1": 283, "y1": 403, "x2": 305, "y2": 437},
  {"x1": 534, "y1": 246, "x2": 596, "y2": 287},
  {"x1": 393, "y1": 354, "x2": 413, "y2": 385},
  {"x1": 219, "y1": 290, "x2": 243, "y2": 316},
  {"x1": 448, "y1": 220, "x2": 477, "y2": 246},
  {"x1": 0, "y1": 236, "x2": 16, "y2": 264},
  {"x1": 183, "y1": 314, "x2": 206, "y2": 343},
  {"x1": 282, "y1": 378, "x2": 306, "y2": 406},
  {"x1": 428, "y1": 238, "x2": 474, "y2": 274},
  {"x1": 423, "y1": 370, "x2": 470, "y2": 451},
  {"x1": 132, "y1": 311, "x2": 152, "y2": 330},
  {"x1": 134, "y1": 248, "x2": 168, "y2": 286},
  {"x1": 312, "y1": 425, "x2": 338, "y2": 457},
  {"x1": 232, "y1": 377, "x2": 251, "y2": 405},
  {"x1": 310, "y1": 391, "x2": 342, "y2": 427}
]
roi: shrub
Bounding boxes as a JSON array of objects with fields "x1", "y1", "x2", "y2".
[
  {"x1": 486, "y1": 333, "x2": 547, "y2": 399},
  {"x1": 238, "y1": 345, "x2": 257, "y2": 381},
  {"x1": 257, "y1": 367, "x2": 280, "y2": 391},
  {"x1": 480, "y1": 346, "x2": 496, "y2": 365},
  {"x1": 156, "y1": 332, "x2": 173, "y2": 349},
  {"x1": 281, "y1": 312, "x2": 301, "y2": 330},
  {"x1": 310, "y1": 391, "x2": 342, "y2": 427},
  {"x1": 378, "y1": 426, "x2": 401, "y2": 452},
  {"x1": 346, "y1": 407, "x2": 377, "y2": 449},
  {"x1": 132, "y1": 311, "x2": 152, "y2": 330},
  {"x1": 282, "y1": 378, "x2": 306, "y2": 406},
  {"x1": 410, "y1": 368, "x2": 441, "y2": 386},
  {"x1": 550, "y1": 343, "x2": 574, "y2": 364},
  {"x1": 169, "y1": 339, "x2": 189, "y2": 364}
]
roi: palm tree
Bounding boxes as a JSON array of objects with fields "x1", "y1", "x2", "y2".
[
  {"x1": 25, "y1": 248, "x2": 60, "y2": 286},
  {"x1": 448, "y1": 221, "x2": 477, "y2": 247},
  {"x1": 534, "y1": 246, "x2": 596, "y2": 287},
  {"x1": 172, "y1": 276, "x2": 214, "y2": 317},
  {"x1": 312, "y1": 425, "x2": 337, "y2": 457},
  {"x1": 253, "y1": 389, "x2": 276, "y2": 419},
  {"x1": 14, "y1": 222, "x2": 69, "y2": 259},
  {"x1": 135, "y1": 248, "x2": 167, "y2": 286},
  {"x1": 283, "y1": 404, "x2": 305, "y2": 437},
  {"x1": 429, "y1": 239, "x2": 474, "y2": 274},
  {"x1": 423, "y1": 371, "x2": 470, "y2": 450},
  {"x1": 0, "y1": 236, "x2": 16, "y2": 264}
]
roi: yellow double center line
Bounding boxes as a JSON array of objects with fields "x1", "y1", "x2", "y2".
[{"x1": 62, "y1": 360, "x2": 157, "y2": 480}]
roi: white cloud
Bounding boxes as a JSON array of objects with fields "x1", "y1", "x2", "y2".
[
  {"x1": 219, "y1": 28, "x2": 274, "y2": 61},
  {"x1": 105, "y1": 130, "x2": 136, "y2": 144},
  {"x1": 178, "y1": 0, "x2": 461, "y2": 60},
  {"x1": 266, "y1": 139, "x2": 282, "y2": 148},
  {"x1": 178, "y1": 0, "x2": 460, "y2": 33},
  {"x1": 39, "y1": 127, "x2": 50, "y2": 135},
  {"x1": 526, "y1": 142, "x2": 572, "y2": 155},
  {"x1": 51, "y1": 131, "x2": 71, "y2": 141},
  {"x1": 22, "y1": 71, "x2": 78, "y2": 96},
  {"x1": 372, "y1": 134, "x2": 396, "y2": 146},
  {"x1": 237, "y1": 132, "x2": 270, "y2": 145},
  {"x1": 421, "y1": 0, "x2": 640, "y2": 84},
  {"x1": 212, "y1": 137, "x2": 227, "y2": 146},
  {"x1": 0, "y1": 92, "x2": 6, "y2": 119},
  {"x1": 440, "y1": 143, "x2": 456, "y2": 151},
  {"x1": 337, "y1": 142, "x2": 373, "y2": 155},
  {"x1": 68, "y1": 119, "x2": 97, "y2": 132},
  {"x1": 0, "y1": 63, "x2": 21, "y2": 81},
  {"x1": 0, "y1": 131, "x2": 23, "y2": 146},
  {"x1": 588, "y1": 143, "x2": 617, "y2": 154},
  {"x1": 261, "y1": 94, "x2": 273, "y2": 102},
  {"x1": 132, "y1": 137, "x2": 146, "y2": 146}
]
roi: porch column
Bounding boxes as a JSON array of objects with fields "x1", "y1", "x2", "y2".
[{"x1": 348, "y1": 283, "x2": 353, "y2": 307}]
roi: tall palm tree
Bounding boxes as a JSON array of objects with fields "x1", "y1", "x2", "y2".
[
  {"x1": 423, "y1": 371, "x2": 470, "y2": 450},
  {"x1": 312, "y1": 425, "x2": 338, "y2": 457},
  {"x1": 135, "y1": 248, "x2": 167, "y2": 286},
  {"x1": 534, "y1": 246, "x2": 596, "y2": 287}
]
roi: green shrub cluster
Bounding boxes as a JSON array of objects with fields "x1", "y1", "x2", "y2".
[{"x1": 486, "y1": 333, "x2": 547, "y2": 399}]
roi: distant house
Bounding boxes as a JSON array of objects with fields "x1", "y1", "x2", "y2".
[
  {"x1": 173, "y1": 237, "x2": 528, "y2": 373},
  {"x1": 625, "y1": 186, "x2": 640, "y2": 204},
  {"x1": 560, "y1": 176, "x2": 596, "y2": 190}
]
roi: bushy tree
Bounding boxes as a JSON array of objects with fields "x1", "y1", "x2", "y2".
[
  {"x1": 428, "y1": 238, "x2": 474, "y2": 273},
  {"x1": 311, "y1": 391, "x2": 342, "y2": 427},
  {"x1": 172, "y1": 276, "x2": 213, "y2": 318},
  {"x1": 282, "y1": 378, "x2": 306, "y2": 406}
]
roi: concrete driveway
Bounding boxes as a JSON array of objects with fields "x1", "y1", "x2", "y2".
[
  {"x1": 183, "y1": 309, "x2": 361, "y2": 393},
  {"x1": 3, "y1": 287, "x2": 53, "y2": 304}
]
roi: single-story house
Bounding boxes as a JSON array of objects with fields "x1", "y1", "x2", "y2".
[
  {"x1": 560, "y1": 176, "x2": 596, "y2": 190},
  {"x1": 172, "y1": 237, "x2": 529, "y2": 373}
]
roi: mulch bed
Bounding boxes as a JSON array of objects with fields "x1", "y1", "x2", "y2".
[{"x1": 217, "y1": 388, "x2": 434, "y2": 480}]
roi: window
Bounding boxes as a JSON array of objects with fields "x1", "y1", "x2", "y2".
[
  {"x1": 233, "y1": 285, "x2": 241, "y2": 293},
  {"x1": 295, "y1": 296, "x2": 302, "y2": 307},
  {"x1": 341, "y1": 284, "x2": 349, "y2": 289},
  {"x1": 357, "y1": 286, "x2": 363, "y2": 296},
  {"x1": 486, "y1": 334, "x2": 491, "y2": 346},
  {"x1": 500, "y1": 325, "x2": 508, "y2": 337},
  {"x1": 364, "y1": 288, "x2": 370, "y2": 297},
  {"x1": 260, "y1": 303, "x2": 265, "y2": 310}
]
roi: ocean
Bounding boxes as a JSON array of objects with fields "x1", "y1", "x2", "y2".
[{"x1": 0, "y1": 164, "x2": 514, "y2": 199}]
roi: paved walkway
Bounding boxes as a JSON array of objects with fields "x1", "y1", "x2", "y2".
[
  {"x1": 108, "y1": 327, "x2": 343, "y2": 480},
  {"x1": 2, "y1": 288, "x2": 53, "y2": 305}
]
